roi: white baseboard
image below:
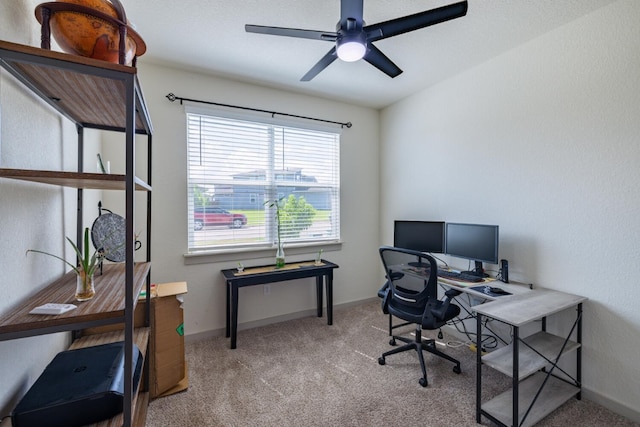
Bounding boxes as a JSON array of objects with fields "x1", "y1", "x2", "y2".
[
  {"x1": 581, "y1": 388, "x2": 640, "y2": 423},
  {"x1": 186, "y1": 297, "x2": 379, "y2": 344}
]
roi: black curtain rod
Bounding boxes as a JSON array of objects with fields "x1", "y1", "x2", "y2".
[{"x1": 166, "y1": 93, "x2": 352, "y2": 128}]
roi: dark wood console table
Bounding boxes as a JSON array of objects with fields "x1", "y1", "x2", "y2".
[{"x1": 221, "y1": 260, "x2": 339, "y2": 349}]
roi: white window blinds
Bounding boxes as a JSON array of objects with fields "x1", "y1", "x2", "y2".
[{"x1": 186, "y1": 111, "x2": 341, "y2": 252}]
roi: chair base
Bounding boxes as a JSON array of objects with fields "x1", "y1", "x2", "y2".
[{"x1": 378, "y1": 327, "x2": 461, "y2": 387}]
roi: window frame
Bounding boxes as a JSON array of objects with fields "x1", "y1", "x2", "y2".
[{"x1": 185, "y1": 106, "x2": 342, "y2": 255}]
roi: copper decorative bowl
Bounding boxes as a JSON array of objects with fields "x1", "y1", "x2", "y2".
[{"x1": 35, "y1": 0, "x2": 146, "y2": 66}]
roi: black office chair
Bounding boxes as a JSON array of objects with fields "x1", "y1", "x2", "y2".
[{"x1": 377, "y1": 246, "x2": 462, "y2": 387}]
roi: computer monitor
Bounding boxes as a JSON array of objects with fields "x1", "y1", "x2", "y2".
[
  {"x1": 393, "y1": 221, "x2": 445, "y2": 253},
  {"x1": 445, "y1": 223, "x2": 499, "y2": 277}
]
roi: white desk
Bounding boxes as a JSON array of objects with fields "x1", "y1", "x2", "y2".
[
  {"x1": 437, "y1": 276, "x2": 533, "y2": 301},
  {"x1": 400, "y1": 267, "x2": 587, "y2": 426},
  {"x1": 436, "y1": 277, "x2": 535, "y2": 350},
  {"x1": 472, "y1": 289, "x2": 587, "y2": 427}
]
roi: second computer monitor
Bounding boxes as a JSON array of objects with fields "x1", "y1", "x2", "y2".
[
  {"x1": 445, "y1": 222, "x2": 499, "y2": 266},
  {"x1": 393, "y1": 220, "x2": 445, "y2": 253}
]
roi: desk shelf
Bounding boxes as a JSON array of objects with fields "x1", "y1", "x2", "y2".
[
  {"x1": 482, "y1": 372, "x2": 580, "y2": 427},
  {"x1": 482, "y1": 331, "x2": 581, "y2": 380}
]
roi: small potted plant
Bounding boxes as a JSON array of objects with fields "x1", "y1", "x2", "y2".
[
  {"x1": 265, "y1": 198, "x2": 285, "y2": 268},
  {"x1": 27, "y1": 227, "x2": 104, "y2": 301}
]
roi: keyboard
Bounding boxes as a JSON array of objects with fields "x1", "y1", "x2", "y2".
[{"x1": 437, "y1": 269, "x2": 484, "y2": 283}]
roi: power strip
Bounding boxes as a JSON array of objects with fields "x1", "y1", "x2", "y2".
[{"x1": 468, "y1": 343, "x2": 487, "y2": 355}]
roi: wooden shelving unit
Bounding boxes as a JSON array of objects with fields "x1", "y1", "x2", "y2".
[{"x1": 0, "y1": 38, "x2": 153, "y2": 427}]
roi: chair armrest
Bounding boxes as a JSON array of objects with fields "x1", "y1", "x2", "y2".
[
  {"x1": 429, "y1": 290, "x2": 458, "y2": 320},
  {"x1": 377, "y1": 281, "x2": 389, "y2": 299},
  {"x1": 379, "y1": 270, "x2": 404, "y2": 310},
  {"x1": 381, "y1": 285, "x2": 390, "y2": 314},
  {"x1": 445, "y1": 288, "x2": 462, "y2": 298},
  {"x1": 389, "y1": 271, "x2": 404, "y2": 281}
]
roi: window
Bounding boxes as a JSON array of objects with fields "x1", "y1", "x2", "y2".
[{"x1": 187, "y1": 110, "x2": 341, "y2": 252}]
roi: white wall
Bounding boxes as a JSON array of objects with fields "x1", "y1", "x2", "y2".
[
  {"x1": 101, "y1": 62, "x2": 382, "y2": 338},
  {"x1": 1, "y1": 0, "x2": 109, "y2": 416},
  {"x1": 380, "y1": 0, "x2": 640, "y2": 419}
]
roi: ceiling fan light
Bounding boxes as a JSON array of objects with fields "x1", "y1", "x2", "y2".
[{"x1": 337, "y1": 41, "x2": 366, "y2": 62}]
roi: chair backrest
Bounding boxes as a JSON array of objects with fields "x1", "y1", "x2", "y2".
[
  {"x1": 380, "y1": 246, "x2": 460, "y2": 330},
  {"x1": 379, "y1": 245, "x2": 438, "y2": 304}
]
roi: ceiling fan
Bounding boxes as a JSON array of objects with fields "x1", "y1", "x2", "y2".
[{"x1": 245, "y1": 0, "x2": 468, "y2": 81}]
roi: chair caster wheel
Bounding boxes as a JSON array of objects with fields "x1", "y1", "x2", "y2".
[
  {"x1": 378, "y1": 357, "x2": 385, "y2": 365},
  {"x1": 419, "y1": 377, "x2": 428, "y2": 387},
  {"x1": 453, "y1": 365, "x2": 461, "y2": 374},
  {"x1": 389, "y1": 338, "x2": 396, "y2": 346}
]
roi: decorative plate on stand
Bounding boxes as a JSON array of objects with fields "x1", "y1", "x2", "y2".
[{"x1": 91, "y1": 212, "x2": 126, "y2": 262}]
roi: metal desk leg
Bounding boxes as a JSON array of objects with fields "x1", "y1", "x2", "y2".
[
  {"x1": 225, "y1": 281, "x2": 231, "y2": 338},
  {"x1": 513, "y1": 326, "x2": 520, "y2": 427},
  {"x1": 577, "y1": 302, "x2": 583, "y2": 400},
  {"x1": 326, "y1": 271, "x2": 333, "y2": 325},
  {"x1": 230, "y1": 283, "x2": 239, "y2": 349},
  {"x1": 476, "y1": 312, "x2": 482, "y2": 423},
  {"x1": 316, "y1": 275, "x2": 323, "y2": 318}
]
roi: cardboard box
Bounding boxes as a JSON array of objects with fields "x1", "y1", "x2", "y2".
[
  {"x1": 84, "y1": 281, "x2": 188, "y2": 399},
  {"x1": 148, "y1": 281, "x2": 188, "y2": 398}
]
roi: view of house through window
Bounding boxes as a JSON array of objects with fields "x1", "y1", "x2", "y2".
[{"x1": 187, "y1": 110, "x2": 341, "y2": 252}]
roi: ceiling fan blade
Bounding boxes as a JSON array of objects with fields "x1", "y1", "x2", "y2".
[
  {"x1": 365, "y1": 1, "x2": 468, "y2": 42},
  {"x1": 340, "y1": 0, "x2": 364, "y2": 27},
  {"x1": 246, "y1": 24, "x2": 337, "y2": 41},
  {"x1": 301, "y1": 47, "x2": 338, "y2": 81},
  {"x1": 363, "y1": 44, "x2": 402, "y2": 78}
]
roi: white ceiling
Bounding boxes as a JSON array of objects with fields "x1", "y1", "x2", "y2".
[{"x1": 123, "y1": 0, "x2": 616, "y2": 109}]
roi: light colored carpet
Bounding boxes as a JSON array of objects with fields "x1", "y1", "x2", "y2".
[{"x1": 146, "y1": 299, "x2": 637, "y2": 426}]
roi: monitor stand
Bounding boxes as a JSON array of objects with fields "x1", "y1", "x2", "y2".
[
  {"x1": 408, "y1": 261, "x2": 430, "y2": 268},
  {"x1": 462, "y1": 261, "x2": 489, "y2": 278}
]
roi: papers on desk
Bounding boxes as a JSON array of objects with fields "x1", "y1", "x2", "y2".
[{"x1": 470, "y1": 285, "x2": 512, "y2": 297}]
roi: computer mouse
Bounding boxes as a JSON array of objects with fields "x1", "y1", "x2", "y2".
[{"x1": 489, "y1": 287, "x2": 509, "y2": 294}]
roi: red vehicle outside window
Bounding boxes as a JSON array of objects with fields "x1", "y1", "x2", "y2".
[{"x1": 194, "y1": 207, "x2": 247, "y2": 230}]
